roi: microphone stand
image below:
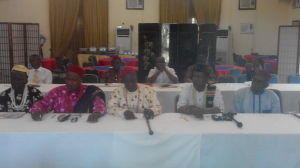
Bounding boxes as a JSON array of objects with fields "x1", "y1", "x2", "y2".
[
  {"x1": 227, "y1": 113, "x2": 243, "y2": 128},
  {"x1": 146, "y1": 118, "x2": 154, "y2": 135},
  {"x1": 212, "y1": 113, "x2": 243, "y2": 128}
]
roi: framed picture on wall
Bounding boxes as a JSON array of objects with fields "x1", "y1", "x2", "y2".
[
  {"x1": 294, "y1": 0, "x2": 300, "y2": 8},
  {"x1": 239, "y1": 0, "x2": 256, "y2": 10},
  {"x1": 126, "y1": 0, "x2": 144, "y2": 10}
]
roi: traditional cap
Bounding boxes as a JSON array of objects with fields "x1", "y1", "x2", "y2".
[
  {"x1": 255, "y1": 70, "x2": 271, "y2": 81},
  {"x1": 68, "y1": 65, "x2": 84, "y2": 77},
  {"x1": 11, "y1": 65, "x2": 29, "y2": 75},
  {"x1": 120, "y1": 68, "x2": 137, "y2": 79}
]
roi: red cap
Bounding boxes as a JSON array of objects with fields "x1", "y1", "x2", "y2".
[
  {"x1": 68, "y1": 65, "x2": 84, "y2": 77},
  {"x1": 256, "y1": 70, "x2": 271, "y2": 81},
  {"x1": 120, "y1": 68, "x2": 137, "y2": 79}
]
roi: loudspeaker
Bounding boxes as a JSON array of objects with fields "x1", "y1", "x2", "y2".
[
  {"x1": 169, "y1": 24, "x2": 198, "y2": 82},
  {"x1": 138, "y1": 23, "x2": 162, "y2": 82}
]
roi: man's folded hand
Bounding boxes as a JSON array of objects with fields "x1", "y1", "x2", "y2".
[
  {"x1": 143, "y1": 109, "x2": 154, "y2": 120},
  {"x1": 31, "y1": 112, "x2": 43, "y2": 121},
  {"x1": 124, "y1": 110, "x2": 136, "y2": 120},
  {"x1": 87, "y1": 113, "x2": 102, "y2": 123}
]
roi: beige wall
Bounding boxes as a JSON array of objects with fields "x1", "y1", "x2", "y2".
[
  {"x1": 0, "y1": 0, "x2": 50, "y2": 58},
  {"x1": 108, "y1": 0, "x2": 159, "y2": 52},
  {"x1": 220, "y1": 0, "x2": 290, "y2": 56},
  {"x1": 0, "y1": 0, "x2": 297, "y2": 58}
]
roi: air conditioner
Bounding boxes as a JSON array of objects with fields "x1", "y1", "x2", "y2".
[{"x1": 116, "y1": 27, "x2": 132, "y2": 52}]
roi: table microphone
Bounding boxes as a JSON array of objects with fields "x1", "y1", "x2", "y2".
[
  {"x1": 146, "y1": 118, "x2": 154, "y2": 135},
  {"x1": 227, "y1": 113, "x2": 243, "y2": 128}
]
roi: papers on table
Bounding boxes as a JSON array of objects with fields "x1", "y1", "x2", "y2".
[{"x1": 0, "y1": 112, "x2": 26, "y2": 119}]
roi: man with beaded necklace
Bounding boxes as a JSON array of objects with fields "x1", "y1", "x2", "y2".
[{"x1": 0, "y1": 65, "x2": 43, "y2": 112}]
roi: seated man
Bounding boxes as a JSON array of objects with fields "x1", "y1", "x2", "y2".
[
  {"x1": 108, "y1": 71, "x2": 161, "y2": 120},
  {"x1": 28, "y1": 54, "x2": 52, "y2": 84},
  {"x1": 184, "y1": 56, "x2": 216, "y2": 83},
  {"x1": 233, "y1": 70, "x2": 281, "y2": 113},
  {"x1": 0, "y1": 65, "x2": 43, "y2": 112},
  {"x1": 147, "y1": 57, "x2": 178, "y2": 84},
  {"x1": 104, "y1": 56, "x2": 123, "y2": 83},
  {"x1": 177, "y1": 66, "x2": 224, "y2": 118},
  {"x1": 30, "y1": 66, "x2": 106, "y2": 122}
]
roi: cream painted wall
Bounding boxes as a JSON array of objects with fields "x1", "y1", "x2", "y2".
[
  {"x1": 220, "y1": 0, "x2": 290, "y2": 55},
  {"x1": 0, "y1": 0, "x2": 50, "y2": 58},
  {"x1": 0, "y1": 0, "x2": 296, "y2": 58},
  {"x1": 108, "y1": 0, "x2": 159, "y2": 52}
]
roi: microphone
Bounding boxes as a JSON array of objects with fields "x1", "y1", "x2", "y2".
[
  {"x1": 226, "y1": 113, "x2": 243, "y2": 128},
  {"x1": 212, "y1": 113, "x2": 243, "y2": 128},
  {"x1": 146, "y1": 118, "x2": 154, "y2": 135}
]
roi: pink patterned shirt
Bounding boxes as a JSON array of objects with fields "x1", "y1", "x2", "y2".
[{"x1": 30, "y1": 85, "x2": 106, "y2": 114}]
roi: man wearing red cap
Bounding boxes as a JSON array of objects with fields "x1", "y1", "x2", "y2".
[
  {"x1": 104, "y1": 56, "x2": 123, "y2": 83},
  {"x1": 233, "y1": 70, "x2": 281, "y2": 113},
  {"x1": 108, "y1": 71, "x2": 161, "y2": 120},
  {"x1": 30, "y1": 65, "x2": 106, "y2": 122}
]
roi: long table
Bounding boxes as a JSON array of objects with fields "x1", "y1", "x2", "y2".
[
  {"x1": 1, "y1": 83, "x2": 300, "y2": 113},
  {"x1": 0, "y1": 113, "x2": 300, "y2": 168}
]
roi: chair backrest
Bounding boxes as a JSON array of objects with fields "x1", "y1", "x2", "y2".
[
  {"x1": 270, "y1": 89, "x2": 283, "y2": 113},
  {"x1": 264, "y1": 63, "x2": 273, "y2": 73},
  {"x1": 82, "y1": 74, "x2": 99, "y2": 83},
  {"x1": 229, "y1": 69, "x2": 242, "y2": 77},
  {"x1": 238, "y1": 74, "x2": 247, "y2": 83},
  {"x1": 53, "y1": 76, "x2": 65, "y2": 84},
  {"x1": 288, "y1": 75, "x2": 300, "y2": 83},
  {"x1": 175, "y1": 94, "x2": 180, "y2": 112},
  {"x1": 85, "y1": 69, "x2": 99, "y2": 76},
  {"x1": 83, "y1": 62, "x2": 93, "y2": 67},
  {"x1": 218, "y1": 76, "x2": 235, "y2": 83},
  {"x1": 269, "y1": 74, "x2": 278, "y2": 83}
]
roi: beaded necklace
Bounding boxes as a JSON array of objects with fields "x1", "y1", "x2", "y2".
[{"x1": 9, "y1": 86, "x2": 28, "y2": 111}]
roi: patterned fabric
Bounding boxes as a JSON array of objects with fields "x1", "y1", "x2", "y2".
[
  {"x1": 108, "y1": 84, "x2": 161, "y2": 118},
  {"x1": 233, "y1": 87, "x2": 281, "y2": 113},
  {"x1": 147, "y1": 66, "x2": 178, "y2": 84},
  {"x1": 177, "y1": 83, "x2": 224, "y2": 112},
  {"x1": 0, "y1": 86, "x2": 43, "y2": 112},
  {"x1": 30, "y1": 85, "x2": 106, "y2": 114},
  {"x1": 28, "y1": 67, "x2": 53, "y2": 84},
  {"x1": 104, "y1": 69, "x2": 121, "y2": 83}
]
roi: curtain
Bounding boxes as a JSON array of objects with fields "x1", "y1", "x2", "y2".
[
  {"x1": 191, "y1": 0, "x2": 222, "y2": 25},
  {"x1": 160, "y1": 0, "x2": 191, "y2": 23},
  {"x1": 49, "y1": 0, "x2": 81, "y2": 58},
  {"x1": 83, "y1": 0, "x2": 108, "y2": 47}
]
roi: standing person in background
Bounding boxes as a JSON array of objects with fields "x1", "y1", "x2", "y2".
[
  {"x1": 184, "y1": 56, "x2": 216, "y2": 83},
  {"x1": 28, "y1": 54, "x2": 52, "y2": 84},
  {"x1": 0, "y1": 65, "x2": 43, "y2": 112},
  {"x1": 147, "y1": 57, "x2": 178, "y2": 84}
]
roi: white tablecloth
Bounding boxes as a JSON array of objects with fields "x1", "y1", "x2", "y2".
[
  {"x1": 1, "y1": 83, "x2": 300, "y2": 113},
  {"x1": 0, "y1": 113, "x2": 300, "y2": 168}
]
